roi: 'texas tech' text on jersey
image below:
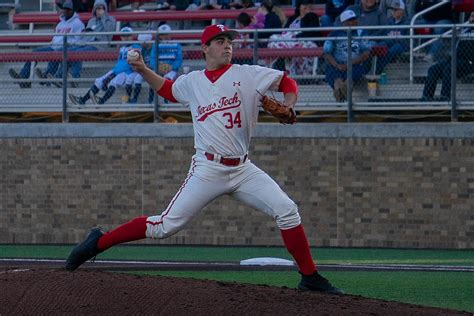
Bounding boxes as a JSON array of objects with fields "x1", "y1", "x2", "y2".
[{"x1": 172, "y1": 64, "x2": 282, "y2": 157}]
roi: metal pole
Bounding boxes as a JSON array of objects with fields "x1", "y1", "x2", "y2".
[
  {"x1": 450, "y1": 25, "x2": 458, "y2": 122},
  {"x1": 62, "y1": 35, "x2": 69, "y2": 123},
  {"x1": 409, "y1": 23, "x2": 414, "y2": 84},
  {"x1": 408, "y1": 0, "x2": 451, "y2": 83},
  {"x1": 153, "y1": 31, "x2": 160, "y2": 123},
  {"x1": 347, "y1": 28, "x2": 353, "y2": 123},
  {"x1": 252, "y1": 29, "x2": 258, "y2": 65}
]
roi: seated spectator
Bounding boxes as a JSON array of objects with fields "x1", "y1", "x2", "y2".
[
  {"x1": 234, "y1": 12, "x2": 260, "y2": 64},
  {"x1": 321, "y1": 0, "x2": 354, "y2": 27},
  {"x1": 68, "y1": 27, "x2": 141, "y2": 105},
  {"x1": 285, "y1": 0, "x2": 314, "y2": 29},
  {"x1": 149, "y1": 24, "x2": 183, "y2": 103},
  {"x1": 237, "y1": 12, "x2": 253, "y2": 29},
  {"x1": 56, "y1": 0, "x2": 94, "y2": 12},
  {"x1": 298, "y1": 11, "x2": 321, "y2": 42},
  {"x1": 8, "y1": 1, "x2": 85, "y2": 88},
  {"x1": 379, "y1": 0, "x2": 407, "y2": 19},
  {"x1": 257, "y1": 0, "x2": 282, "y2": 40},
  {"x1": 267, "y1": 12, "x2": 320, "y2": 75},
  {"x1": 344, "y1": 0, "x2": 389, "y2": 37},
  {"x1": 323, "y1": 10, "x2": 372, "y2": 102},
  {"x1": 414, "y1": 0, "x2": 456, "y2": 63},
  {"x1": 238, "y1": 11, "x2": 265, "y2": 29},
  {"x1": 37, "y1": 0, "x2": 117, "y2": 87},
  {"x1": 272, "y1": 5, "x2": 287, "y2": 27},
  {"x1": 126, "y1": 33, "x2": 153, "y2": 103},
  {"x1": 236, "y1": 11, "x2": 264, "y2": 48},
  {"x1": 84, "y1": 0, "x2": 117, "y2": 39},
  {"x1": 421, "y1": 11, "x2": 474, "y2": 101},
  {"x1": 375, "y1": 0, "x2": 409, "y2": 74}
]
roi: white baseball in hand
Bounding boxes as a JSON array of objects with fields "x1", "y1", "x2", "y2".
[{"x1": 127, "y1": 49, "x2": 140, "y2": 62}]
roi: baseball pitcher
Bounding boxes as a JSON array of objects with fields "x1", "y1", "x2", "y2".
[{"x1": 66, "y1": 24, "x2": 343, "y2": 295}]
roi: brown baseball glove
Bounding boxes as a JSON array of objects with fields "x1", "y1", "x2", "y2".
[{"x1": 260, "y1": 95, "x2": 297, "y2": 124}]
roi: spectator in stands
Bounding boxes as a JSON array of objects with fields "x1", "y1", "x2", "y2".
[
  {"x1": 8, "y1": 1, "x2": 85, "y2": 89},
  {"x1": 84, "y1": 0, "x2": 117, "y2": 40},
  {"x1": 149, "y1": 24, "x2": 183, "y2": 103},
  {"x1": 323, "y1": 10, "x2": 372, "y2": 102},
  {"x1": 126, "y1": 33, "x2": 154, "y2": 103},
  {"x1": 379, "y1": 0, "x2": 407, "y2": 19},
  {"x1": 268, "y1": 12, "x2": 320, "y2": 75},
  {"x1": 68, "y1": 27, "x2": 141, "y2": 105},
  {"x1": 285, "y1": 0, "x2": 314, "y2": 29},
  {"x1": 237, "y1": 12, "x2": 252, "y2": 28},
  {"x1": 413, "y1": 0, "x2": 455, "y2": 63},
  {"x1": 56, "y1": 0, "x2": 94, "y2": 12},
  {"x1": 344, "y1": 0, "x2": 389, "y2": 37},
  {"x1": 421, "y1": 11, "x2": 474, "y2": 101},
  {"x1": 235, "y1": 12, "x2": 259, "y2": 63},
  {"x1": 257, "y1": 0, "x2": 283, "y2": 40},
  {"x1": 320, "y1": 0, "x2": 354, "y2": 27},
  {"x1": 236, "y1": 11, "x2": 265, "y2": 48},
  {"x1": 242, "y1": 11, "x2": 265, "y2": 29},
  {"x1": 375, "y1": 0, "x2": 409, "y2": 74},
  {"x1": 37, "y1": 0, "x2": 117, "y2": 87},
  {"x1": 272, "y1": 5, "x2": 287, "y2": 27}
]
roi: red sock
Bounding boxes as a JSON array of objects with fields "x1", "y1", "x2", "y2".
[
  {"x1": 280, "y1": 224, "x2": 317, "y2": 275},
  {"x1": 97, "y1": 216, "x2": 148, "y2": 251}
]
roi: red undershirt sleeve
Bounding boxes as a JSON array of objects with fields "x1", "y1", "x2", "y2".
[
  {"x1": 157, "y1": 79, "x2": 177, "y2": 103},
  {"x1": 278, "y1": 72, "x2": 298, "y2": 96}
]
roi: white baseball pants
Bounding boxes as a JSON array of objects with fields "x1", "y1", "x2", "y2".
[{"x1": 146, "y1": 152, "x2": 301, "y2": 239}]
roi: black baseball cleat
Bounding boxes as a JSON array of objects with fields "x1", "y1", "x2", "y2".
[
  {"x1": 298, "y1": 272, "x2": 344, "y2": 295},
  {"x1": 65, "y1": 227, "x2": 105, "y2": 271}
]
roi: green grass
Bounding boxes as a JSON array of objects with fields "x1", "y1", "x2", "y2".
[
  {"x1": 1, "y1": 245, "x2": 473, "y2": 266},
  {"x1": 124, "y1": 270, "x2": 474, "y2": 313}
]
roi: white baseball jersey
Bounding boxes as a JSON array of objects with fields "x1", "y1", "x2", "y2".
[
  {"x1": 145, "y1": 64, "x2": 301, "y2": 240},
  {"x1": 172, "y1": 64, "x2": 283, "y2": 157}
]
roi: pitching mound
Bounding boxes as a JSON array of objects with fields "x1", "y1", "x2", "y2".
[{"x1": 0, "y1": 268, "x2": 468, "y2": 315}]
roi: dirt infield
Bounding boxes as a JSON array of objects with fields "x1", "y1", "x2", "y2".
[{"x1": 0, "y1": 267, "x2": 469, "y2": 315}]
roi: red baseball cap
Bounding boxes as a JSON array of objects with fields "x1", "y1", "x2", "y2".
[{"x1": 201, "y1": 24, "x2": 238, "y2": 45}]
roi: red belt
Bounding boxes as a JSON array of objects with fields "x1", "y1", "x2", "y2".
[{"x1": 205, "y1": 152, "x2": 248, "y2": 167}]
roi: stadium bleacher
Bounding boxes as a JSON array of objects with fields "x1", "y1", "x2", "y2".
[
  {"x1": 1, "y1": 3, "x2": 474, "y2": 122},
  {"x1": 11, "y1": 7, "x2": 323, "y2": 32}
]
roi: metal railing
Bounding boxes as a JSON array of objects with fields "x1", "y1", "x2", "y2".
[{"x1": 0, "y1": 24, "x2": 473, "y2": 122}]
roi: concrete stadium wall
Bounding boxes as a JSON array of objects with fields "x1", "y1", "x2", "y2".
[{"x1": 0, "y1": 123, "x2": 473, "y2": 249}]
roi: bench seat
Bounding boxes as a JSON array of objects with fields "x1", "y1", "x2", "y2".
[
  {"x1": 12, "y1": 6, "x2": 323, "y2": 25},
  {"x1": 0, "y1": 47, "x2": 325, "y2": 63}
]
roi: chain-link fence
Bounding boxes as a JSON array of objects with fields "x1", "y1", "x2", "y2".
[{"x1": 0, "y1": 24, "x2": 473, "y2": 122}]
